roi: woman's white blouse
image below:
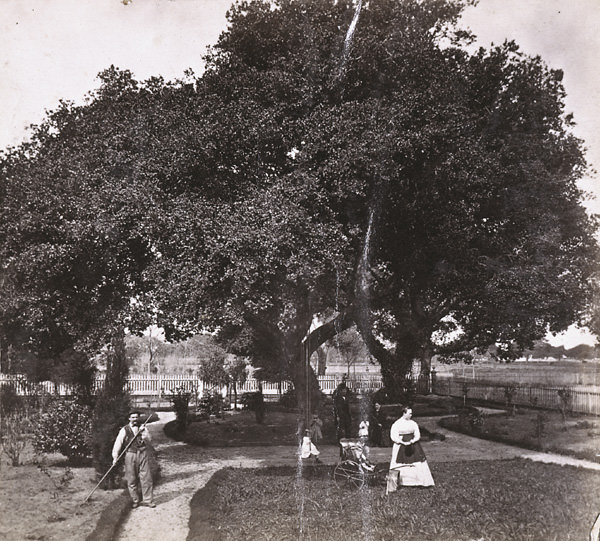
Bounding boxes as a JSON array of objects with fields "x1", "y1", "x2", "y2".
[{"x1": 390, "y1": 418, "x2": 420, "y2": 445}]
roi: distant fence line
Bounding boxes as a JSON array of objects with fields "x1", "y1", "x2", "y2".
[
  {"x1": 0, "y1": 373, "x2": 384, "y2": 398},
  {"x1": 433, "y1": 376, "x2": 600, "y2": 416},
  {"x1": 3, "y1": 373, "x2": 600, "y2": 416}
]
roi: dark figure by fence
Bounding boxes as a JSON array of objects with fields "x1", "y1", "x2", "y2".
[
  {"x1": 332, "y1": 377, "x2": 347, "y2": 430},
  {"x1": 368, "y1": 401, "x2": 385, "y2": 446},
  {"x1": 254, "y1": 385, "x2": 265, "y2": 424},
  {"x1": 334, "y1": 385, "x2": 352, "y2": 441}
]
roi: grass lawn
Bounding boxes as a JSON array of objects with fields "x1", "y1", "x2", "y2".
[
  {"x1": 189, "y1": 459, "x2": 600, "y2": 541},
  {"x1": 440, "y1": 407, "x2": 600, "y2": 461},
  {"x1": 181, "y1": 397, "x2": 600, "y2": 540},
  {"x1": 3, "y1": 396, "x2": 599, "y2": 540},
  {"x1": 0, "y1": 414, "x2": 160, "y2": 541},
  {"x1": 172, "y1": 396, "x2": 453, "y2": 447}
]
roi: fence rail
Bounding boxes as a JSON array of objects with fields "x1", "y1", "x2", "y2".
[
  {"x1": 0, "y1": 373, "x2": 384, "y2": 399},
  {"x1": 433, "y1": 376, "x2": 600, "y2": 416},
  {"x1": 4, "y1": 372, "x2": 600, "y2": 416}
]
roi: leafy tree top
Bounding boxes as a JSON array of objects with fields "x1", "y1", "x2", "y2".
[{"x1": 0, "y1": 0, "x2": 597, "y2": 388}]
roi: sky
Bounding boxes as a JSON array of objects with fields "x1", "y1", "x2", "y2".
[{"x1": 1, "y1": 0, "x2": 598, "y2": 347}]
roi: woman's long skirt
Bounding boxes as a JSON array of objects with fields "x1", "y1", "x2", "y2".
[{"x1": 387, "y1": 434, "x2": 434, "y2": 492}]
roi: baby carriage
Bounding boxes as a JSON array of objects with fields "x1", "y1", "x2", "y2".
[{"x1": 333, "y1": 439, "x2": 384, "y2": 489}]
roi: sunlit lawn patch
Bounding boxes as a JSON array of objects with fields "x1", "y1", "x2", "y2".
[
  {"x1": 441, "y1": 409, "x2": 600, "y2": 461},
  {"x1": 189, "y1": 459, "x2": 600, "y2": 541}
]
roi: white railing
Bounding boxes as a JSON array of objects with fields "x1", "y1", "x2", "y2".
[
  {"x1": 0, "y1": 373, "x2": 384, "y2": 398},
  {"x1": 433, "y1": 376, "x2": 600, "y2": 416},
  {"x1": 5, "y1": 372, "x2": 600, "y2": 415}
]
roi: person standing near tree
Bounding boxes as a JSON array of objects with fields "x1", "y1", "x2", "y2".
[
  {"x1": 309, "y1": 413, "x2": 323, "y2": 445},
  {"x1": 334, "y1": 385, "x2": 352, "y2": 441},
  {"x1": 368, "y1": 401, "x2": 385, "y2": 446},
  {"x1": 251, "y1": 384, "x2": 266, "y2": 424},
  {"x1": 112, "y1": 411, "x2": 156, "y2": 509}
]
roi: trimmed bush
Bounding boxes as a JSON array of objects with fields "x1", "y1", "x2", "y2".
[
  {"x1": 88, "y1": 392, "x2": 130, "y2": 489},
  {"x1": 242, "y1": 391, "x2": 265, "y2": 423},
  {"x1": 169, "y1": 386, "x2": 194, "y2": 431},
  {"x1": 0, "y1": 382, "x2": 23, "y2": 416},
  {"x1": 1, "y1": 413, "x2": 31, "y2": 466},
  {"x1": 278, "y1": 387, "x2": 297, "y2": 409},
  {"x1": 33, "y1": 400, "x2": 91, "y2": 463},
  {"x1": 88, "y1": 332, "x2": 131, "y2": 487},
  {"x1": 197, "y1": 390, "x2": 224, "y2": 418}
]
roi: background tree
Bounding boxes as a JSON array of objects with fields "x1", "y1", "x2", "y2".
[
  {"x1": 225, "y1": 356, "x2": 248, "y2": 409},
  {"x1": 0, "y1": 67, "x2": 157, "y2": 381},
  {"x1": 197, "y1": 350, "x2": 229, "y2": 392}
]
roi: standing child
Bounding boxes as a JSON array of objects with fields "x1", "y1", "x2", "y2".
[
  {"x1": 309, "y1": 413, "x2": 323, "y2": 445},
  {"x1": 358, "y1": 419, "x2": 369, "y2": 443},
  {"x1": 300, "y1": 429, "x2": 321, "y2": 463}
]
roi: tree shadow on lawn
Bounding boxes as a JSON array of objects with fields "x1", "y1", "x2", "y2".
[
  {"x1": 169, "y1": 398, "x2": 450, "y2": 448},
  {"x1": 168, "y1": 409, "x2": 320, "y2": 447}
]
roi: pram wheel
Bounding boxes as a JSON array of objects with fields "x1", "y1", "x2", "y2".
[{"x1": 333, "y1": 460, "x2": 365, "y2": 489}]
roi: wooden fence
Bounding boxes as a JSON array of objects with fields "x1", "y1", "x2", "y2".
[
  {"x1": 433, "y1": 376, "x2": 600, "y2": 416},
  {"x1": 0, "y1": 373, "x2": 385, "y2": 399},
  {"x1": 4, "y1": 372, "x2": 600, "y2": 415}
]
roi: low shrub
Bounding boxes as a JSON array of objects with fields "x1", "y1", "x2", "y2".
[
  {"x1": 197, "y1": 391, "x2": 224, "y2": 418},
  {"x1": 33, "y1": 400, "x2": 92, "y2": 463},
  {"x1": 503, "y1": 384, "x2": 518, "y2": 415},
  {"x1": 278, "y1": 387, "x2": 297, "y2": 409},
  {"x1": 241, "y1": 391, "x2": 265, "y2": 423},
  {"x1": 575, "y1": 419, "x2": 595, "y2": 429},
  {"x1": 558, "y1": 387, "x2": 573, "y2": 424},
  {"x1": 455, "y1": 406, "x2": 486, "y2": 434},
  {"x1": 169, "y1": 386, "x2": 194, "y2": 431},
  {"x1": 1, "y1": 413, "x2": 32, "y2": 466},
  {"x1": 534, "y1": 412, "x2": 546, "y2": 447},
  {"x1": 35, "y1": 455, "x2": 74, "y2": 499}
]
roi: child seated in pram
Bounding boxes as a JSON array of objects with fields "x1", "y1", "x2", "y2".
[{"x1": 338, "y1": 438, "x2": 375, "y2": 472}]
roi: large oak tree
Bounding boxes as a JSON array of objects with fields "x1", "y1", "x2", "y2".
[{"x1": 1, "y1": 0, "x2": 597, "y2": 406}]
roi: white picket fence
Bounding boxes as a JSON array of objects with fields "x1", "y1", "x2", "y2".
[
  {"x1": 433, "y1": 376, "x2": 600, "y2": 416},
  {"x1": 0, "y1": 373, "x2": 384, "y2": 399},
  {"x1": 5, "y1": 372, "x2": 600, "y2": 415}
]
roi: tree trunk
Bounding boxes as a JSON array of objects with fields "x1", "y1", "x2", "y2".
[
  {"x1": 287, "y1": 344, "x2": 322, "y2": 429},
  {"x1": 0, "y1": 338, "x2": 8, "y2": 373},
  {"x1": 286, "y1": 310, "x2": 355, "y2": 422},
  {"x1": 354, "y1": 303, "x2": 416, "y2": 400},
  {"x1": 315, "y1": 347, "x2": 327, "y2": 376},
  {"x1": 419, "y1": 342, "x2": 432, "y2": 376},
  {"x1": 419, "y1": 342, "x2": 433, "y2": 394},
  {"x1": 105, "y1": 331, "x2": 129, "y2": 397}
]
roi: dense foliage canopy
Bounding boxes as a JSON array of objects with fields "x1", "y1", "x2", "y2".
[{"x1": 0, "y1": 0, "x2": 597, "y2": 399}]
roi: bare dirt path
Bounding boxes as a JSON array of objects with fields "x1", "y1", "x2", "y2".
[
  {"x1": 115, "y1": 412, "x2": 600, "y2": 541},
  {"x1": 116, "y1": 413, "x2": 303, "y2": 541}
]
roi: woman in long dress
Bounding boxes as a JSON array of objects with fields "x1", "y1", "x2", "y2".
[{"x1": 387, "y1": 405, "x2": 434, "y2": 493}]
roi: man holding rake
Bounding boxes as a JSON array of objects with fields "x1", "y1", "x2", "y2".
[{"x1": 112, "y1": 411, "x2": 156, "y2": 509}]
